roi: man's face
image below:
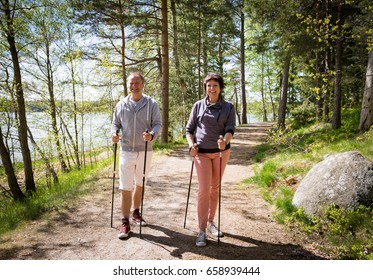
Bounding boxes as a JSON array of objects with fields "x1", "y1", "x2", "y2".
[{"x1": 128, "y1": 75, "x2": 144, "y2": 95}]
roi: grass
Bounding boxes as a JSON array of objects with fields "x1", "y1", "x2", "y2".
[{"x1": 243, "y1": 108, "x2": 373, "y2": 259}]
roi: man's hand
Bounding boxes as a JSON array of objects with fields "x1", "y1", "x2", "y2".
[
  {"x1": 112, "y1": 131, "x2": 120, "y2": 143},
  {"x1": 143, "y1": 131, "x2": 153, "y2": 142}
]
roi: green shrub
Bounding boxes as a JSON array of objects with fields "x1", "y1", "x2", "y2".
[{"x1": 289, "y1": 101, "x2": 316, "y2": 129}]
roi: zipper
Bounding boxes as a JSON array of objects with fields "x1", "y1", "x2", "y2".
[{"x1": 131, "y1": 96, "x2": 149, "y2": 151}]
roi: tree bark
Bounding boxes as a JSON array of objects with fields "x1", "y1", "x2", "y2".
[
  {"x1": 3, "y1": 0, "x2": 36, "y2": 194},
  {"x1": 160, "y1": 0, "x2": 169, "y2": 143},
  {"x1": 45, "y1": 39, "x2": 68, "y2": 172},
  {"x1": 277, "y1": 51, "x2": 291, "y2": 130},
  {"x1": 332, "y1": 2, "x2": 343, "y2": 130},
  {"x1": 170, "y1": 0, "x2": 188, "y2": 130},
  {"x1": 0, "y1": 127, "x2": 25, "y2": 201},
  {"x1": 119, "y1": 0, "x2": 127, "y2": 97},
  {"x1": 358, "y1": 31, "x2": 373, "y2": 133},
  {"x1": 323, "y1": 0, "x2": 331, "y2": 123},
  {"x1": 240, "y1": 7, "x2": 247, "y2": 124}
]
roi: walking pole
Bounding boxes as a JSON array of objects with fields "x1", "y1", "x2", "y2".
[
  {"x1": 111, "y1": 130, "x2": 119, "y2": 228},
  {"x1": 140, "y1": 129, "x2": 148, "y2": 239},
  {"x1": 184, "y1": 144, "x2": 197, "y2": 228},
  {"x1": 218, "y1": 135, "x2": 223, "y2": 245}
]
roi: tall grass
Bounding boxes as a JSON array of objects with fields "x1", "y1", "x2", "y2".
[{"x1": 244, "y1": 108, "x2": 373, "y2": 259}]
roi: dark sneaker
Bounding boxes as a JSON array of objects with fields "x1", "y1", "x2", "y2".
[
  {"x1": 196, "y1": 230, "x2": 207, "y2": 247},
  {"x1": 132, "y1": 209, "x2": 147, "y2": 226},
  {"x1": 207, "y1": 222, "x2": 224, "y2": 237},
  {"x1": 118, "y1": 218, "x2": 130, "y2": 239}
]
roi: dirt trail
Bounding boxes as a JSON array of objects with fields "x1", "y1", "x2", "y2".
[{"x1": 0, "y1": 123, "x2": 326, "y2": 260}]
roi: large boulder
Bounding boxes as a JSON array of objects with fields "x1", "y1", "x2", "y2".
[{"x1": 292, "y1": 151, "x2": 373, "y2": 216}]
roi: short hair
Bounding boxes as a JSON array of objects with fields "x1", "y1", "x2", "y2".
[
  {"x1": 128, "y1": 72, "x2": 145, "y2": 84},
  {"x1": 203, "y1": 73, "x2": 224, "y2": 92}
]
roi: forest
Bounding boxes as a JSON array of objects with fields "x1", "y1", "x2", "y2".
[{"x1": 0, "y1": 1, "x2": 373, "y2": 258}]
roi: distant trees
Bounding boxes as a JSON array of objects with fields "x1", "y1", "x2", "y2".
[{"x1": 245, "y1": 0, "x2": 373, "y2": 131}]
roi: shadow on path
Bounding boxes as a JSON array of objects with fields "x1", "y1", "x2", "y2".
[{"x1": 138, "y1": 224, "x2": 325, "y2": 260}]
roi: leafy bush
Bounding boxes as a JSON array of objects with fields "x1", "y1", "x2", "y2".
[
  {"x1": 294, "y1": 205, "x2": 373, "y2": 259},
  {"x1": 289, "y1": 101, "x2": 316, "y2": 129}
]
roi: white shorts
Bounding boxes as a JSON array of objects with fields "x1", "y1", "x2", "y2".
[{"x1": 118, "y1": 150, "x2": 153, "y2": 190}]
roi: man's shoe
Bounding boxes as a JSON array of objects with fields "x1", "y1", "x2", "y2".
[
  {"x1": 118, "y1": 218, "x2": 131, "y2": 239},
  {"x1": 207, "y1": 222, "x2": 224, "y2": 237},
  {"x1": 196, "y1": 230, "x2": 207, "y2": 247},
  {"x1": 132, "y1": 209, "x2": 147, "y2": 226}
]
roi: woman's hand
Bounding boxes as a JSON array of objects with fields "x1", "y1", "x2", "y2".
[
  {"x1": 189, "y1": 144, "x2": 198, "y2": 157},
  {"x1": 217, "y1": 136, "x2": 227, "y2": 150}
]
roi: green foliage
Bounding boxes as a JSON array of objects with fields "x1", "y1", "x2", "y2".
[
  {"x1": 273, "y1": 186, "x2": 296, "y2": 224},
  {"x1": 244, "y1": 160, "x2": 277, "y2": 189},
  {"x1": 295, "y1": 205, "x2": 373, "y2": 260},
  {"x1": 289, "y1": 101, "x2": 316, "y2": 129}
]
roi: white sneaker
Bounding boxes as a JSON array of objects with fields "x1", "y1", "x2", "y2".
[
  {"x1": 207, "y1": 222, "x2": 224, "y2": 237},
  {"x1": 195, "y1": 230, "x2": 207, "y2": 247}
]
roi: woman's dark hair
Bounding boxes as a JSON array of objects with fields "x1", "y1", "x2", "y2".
[{"x1": 203, "y1": 73, "x2": 224, "y2": 92}]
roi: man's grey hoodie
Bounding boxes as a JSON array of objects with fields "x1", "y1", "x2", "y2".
[{"x1": 111, "y1": 94, "x2": 162, "y2": 152}]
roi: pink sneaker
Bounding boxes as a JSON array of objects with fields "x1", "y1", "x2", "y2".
[
  {"x1": 132, "y1": 209, "x2": 147, "y2": 226},
  {"x1": 118, "y1": 218, "x2": 130, "y2": 239}
]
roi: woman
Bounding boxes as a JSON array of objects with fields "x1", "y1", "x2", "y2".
[{"x1": 186, "y1": 73, "x2": 236, "y2": 247}]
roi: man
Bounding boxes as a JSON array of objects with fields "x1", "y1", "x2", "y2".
[{"x1": 111, "y1": 72, "x2": 162, "y2": 239}]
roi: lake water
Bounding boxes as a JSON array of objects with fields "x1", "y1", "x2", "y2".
[
  {"x1": 1, "y1": 112, "x2": 111, "y2": 164},
  {"x1": 1, "y1": 112, "x2": 268, "y2": 165}
]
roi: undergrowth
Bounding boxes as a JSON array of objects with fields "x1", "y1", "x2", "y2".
[
  {"x1": 0, "y1": 157, "x2": 112, "y2": 236},
  {"x1": 244, "y1": 108, "x2": 373, "y2": 259}
]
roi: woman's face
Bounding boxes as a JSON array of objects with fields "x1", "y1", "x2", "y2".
[{"x1": 206, "y1": 79, "x2": 221, "y2": 103}]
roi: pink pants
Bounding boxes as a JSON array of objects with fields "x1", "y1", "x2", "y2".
[{"x1": 194, "y1": 149, "x2": 231, "y2": 231}]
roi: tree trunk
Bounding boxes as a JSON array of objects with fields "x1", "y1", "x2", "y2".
[
  {"x1": 160, "y1": 0, "x2": 169, "y2": 143},
  {"x1": 332, "y1": 2, "x2": 343, "y2": 130},
  {"x1": 4, "y1": 0, "x2": 36, "y2": 194},
  {"x1": 358, "y1": 31, "x2": 373, "y2": 133},
  {"x1": 315, "y1": 0, "x2": 323, "y2": 121},
  {"x1": 118, "y1": 0, "x2": 127, "y2": 97},
  {"x1": 0, "y1": 127, "x2": 25, "y2": 201},
  {"x1": 323, "y1": 0, "x2": 331, "y2": 123},
  {"x1": 120, "y1": 24, "x2": 127, "y2": 97},
  {"x1": 217, "y1": 31, "x2": 223, "y2": 74},
  {"x1": 261, "y1": 54, "x2": 268, "y2": 122},
  {"x1": 68, "y1": 59, "x2": 82, "y2": 169},
  {"x1": 234, "y1": 85, "x2": 242, "y2": 125},
  {"x1": 45, "y1": 40, "x2": 68, "y2": 172},
  {"x1": 197, "y1": 3, "x2": 202, "y2": 100},
  {"x1": 240, "y1": 7, "x2": 247, "y2": 124},
  {"x1": 170, "y1": 0, "x2": 188, "y2": 131},
  {"x1": 277, "y1": 51, "x2": 291, "y2": 130}
]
